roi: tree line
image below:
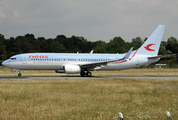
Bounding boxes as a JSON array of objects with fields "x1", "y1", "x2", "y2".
[{"x1": 0, "y1": 33, "x2": 177, "y2": 65}]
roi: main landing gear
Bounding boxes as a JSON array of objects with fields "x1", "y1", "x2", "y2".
[{"x1": 80, "y1": 71, "x2": 92, "y2": 77}]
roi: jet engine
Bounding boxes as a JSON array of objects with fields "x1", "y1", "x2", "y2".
[{"x1": 63, "y1": 65, "x2": 81, "y2": 74}]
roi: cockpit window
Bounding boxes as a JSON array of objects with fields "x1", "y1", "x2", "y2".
[{"x1": 9, "y1": 58, "x2": 17, "y2": 60}]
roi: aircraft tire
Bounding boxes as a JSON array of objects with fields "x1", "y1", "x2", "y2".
[
  {"x1": 86, "y1": 72, "x2": 92, "y2": 77},
  {"x1": 80, "y1": 71, "x2": 85, "y2": 77},
  {"x1": 18, "y1": 73, "x2": 22, "y2": 77}
]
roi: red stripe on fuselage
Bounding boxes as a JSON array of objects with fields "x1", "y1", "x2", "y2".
[
  {"x1": 111, "y1": 49, "x2": 139, "y2": 64},
  {"x1": 129, "y1": 49, "x2": 138, "y2": 60}
]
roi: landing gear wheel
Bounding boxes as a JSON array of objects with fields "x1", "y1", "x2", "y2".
[
  {"x1": 18, "y1": 73, "x2": 22, "y2": 77},
  {"x1": 86, "y1": 72, "x2": 92, "y2": 77},
  {"x1": 80, "y1": 71, "x2": 85, "y2": 77}
]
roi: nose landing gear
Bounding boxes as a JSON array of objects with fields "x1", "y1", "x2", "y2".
[
  {"x1": 12, "y1": 69, "x2": 22, "y2": 77},
  {"x1": 18, "y1": 72, "x2": 22, "y2": 77}
]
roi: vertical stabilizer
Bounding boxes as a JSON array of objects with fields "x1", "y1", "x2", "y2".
[{"x1": 136, "y1": 25, "x2": 165, "y2": 56}]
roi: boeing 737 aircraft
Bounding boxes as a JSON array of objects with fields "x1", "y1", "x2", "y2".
[{"x1": 2, "y1": 25, "x2": 165, "y2": 77}]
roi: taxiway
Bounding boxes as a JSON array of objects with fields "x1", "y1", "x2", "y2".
[{"x1": 0, "y1": 74, "x2": 178, "y2": 79}]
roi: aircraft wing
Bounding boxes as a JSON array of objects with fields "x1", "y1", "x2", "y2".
[{"x1": 79, "y1": 47, "x2": 134, "y2": 69}]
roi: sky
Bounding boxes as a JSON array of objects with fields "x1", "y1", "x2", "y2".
[{"x1": 0, "y1": 0, "x2": 178, "y2": 42}]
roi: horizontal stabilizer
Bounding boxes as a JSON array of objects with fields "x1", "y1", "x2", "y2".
[{"x1": 148, "y1": 54, "x2": 176, "y2": 59}]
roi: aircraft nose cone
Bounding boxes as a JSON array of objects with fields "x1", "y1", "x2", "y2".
[
  {"x1": 2, "y1": 61, "x2": 5, "y2": 66},
  {"x1": 2, "y1": 60, "x2": 8, "y2": 67}
]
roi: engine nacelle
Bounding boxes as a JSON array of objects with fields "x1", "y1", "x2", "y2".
[{"x1": 63, "y1": 65, "x2": 81, "y2": 74}]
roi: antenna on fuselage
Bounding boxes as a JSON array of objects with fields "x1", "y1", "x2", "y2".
[{"x1": 77, "y1": 51, "x2": 79, "y2": 54}]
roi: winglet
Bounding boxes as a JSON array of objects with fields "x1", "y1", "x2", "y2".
[
  {"x1": 90, "y1": 50, "x2": 94, "y2": 54},
  {"x1": 123, "y1": 47, "x2": 134, "y2": 60}
]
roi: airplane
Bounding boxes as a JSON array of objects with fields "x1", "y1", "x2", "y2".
[{"x1": 2, "y1": 25, "x2": 165, "y2": 77}]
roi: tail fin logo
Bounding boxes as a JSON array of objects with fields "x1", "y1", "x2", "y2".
[{"x1": 144, "y1": 44, "x2": 156, "y2": 51}]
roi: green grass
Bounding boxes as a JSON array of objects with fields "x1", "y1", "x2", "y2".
[{"x1": 0, "y1": 77, "x2": 178, "y2": 120}]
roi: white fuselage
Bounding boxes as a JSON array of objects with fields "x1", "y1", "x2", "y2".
[{"x1": 2, "y1": 52, "x2": 159, "y2": 71}]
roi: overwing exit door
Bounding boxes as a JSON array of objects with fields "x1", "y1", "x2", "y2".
[{"x1": 23, "y1": 55, "x2": 27, "y2": 64}]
